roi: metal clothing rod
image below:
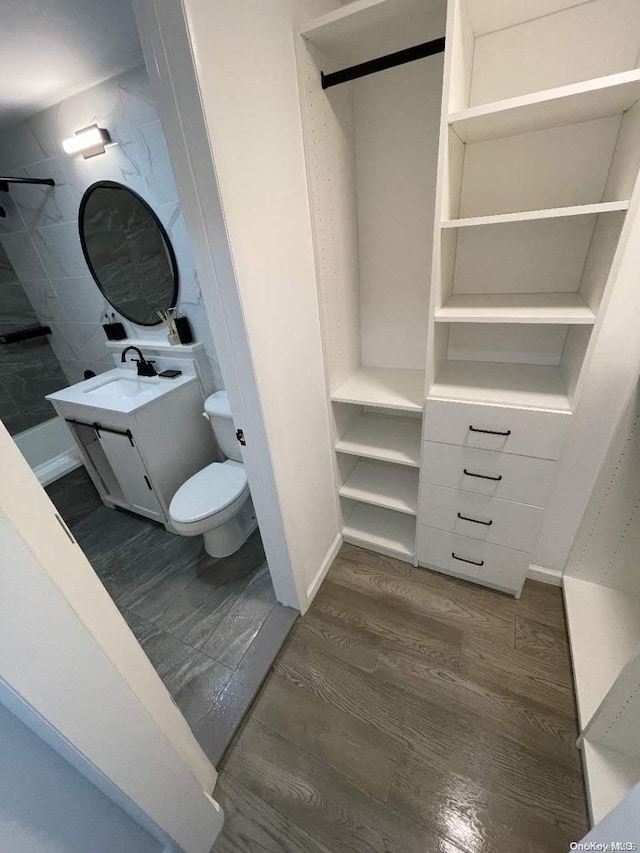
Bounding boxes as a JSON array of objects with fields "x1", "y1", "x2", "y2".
[
  {"x1": 321, "y1": 36, "x2": 446, "y2": 89},
  {"x1": 0, "y1": 177, "x2": 56, "y2": 189}
]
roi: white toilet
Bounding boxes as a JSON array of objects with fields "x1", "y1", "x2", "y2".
[{"x1": 169, "y1": 391, "x2": 257, "y2": 558}]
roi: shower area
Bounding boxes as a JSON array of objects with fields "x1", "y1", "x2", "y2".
[{"x1": 0, "y1": 178, "x2": 76, "y2": 483}]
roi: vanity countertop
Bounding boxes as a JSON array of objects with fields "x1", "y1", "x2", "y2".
[{"x1": 47, "y1": 368, "x2": 198, "y2": 415}]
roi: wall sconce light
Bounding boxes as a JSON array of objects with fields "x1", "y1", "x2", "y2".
[{"x1": 62, "y1": 124, "x2": 112, "y2": 158}]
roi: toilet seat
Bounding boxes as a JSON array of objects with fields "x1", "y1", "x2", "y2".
[{"x1": 170, "y1": 460, "x2": 248, "y2": 527}]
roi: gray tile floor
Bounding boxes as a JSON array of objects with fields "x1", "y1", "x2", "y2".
[{"x1": 47, "y1": 467, "x2": 298, "y2": 764}]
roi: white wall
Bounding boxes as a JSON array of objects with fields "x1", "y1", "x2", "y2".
[
  {"x1": 355, "y1": 53, "x2": 443, "y2": 371},
  {"x1": 564, "y1": 380, "x2": 640, "y2": 591},
  {"x1": 173, "y1": 0, "x2": 342, "y2": 602},
  {"x1": 0, "y1": 702, "x2": 162, "y2": 853}
]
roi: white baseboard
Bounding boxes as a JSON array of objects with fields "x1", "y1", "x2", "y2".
[
  {"x1": 306, "y1": 532, "x2": 343, "y2": 607},
  {"x1": 35, "y1": 449, "x2": 83, "y2": 487},
  {"x1": 528, "y1": 564, "x2": 563, "y2": 586}
]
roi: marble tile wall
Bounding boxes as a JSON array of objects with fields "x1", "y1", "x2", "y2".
[
  {"x1": 0, "y1": 65, "x2": 223, "y2": 389},
  {"x1": 0, "y1": 242, "x2": 68, "y2": 435}
]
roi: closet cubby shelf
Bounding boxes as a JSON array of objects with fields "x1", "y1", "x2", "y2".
[
  {"x1": 342, "y1": 501, "x2": 416, "y2": 562},
  {"x1": 336, "y1": 411, "x2": 421, "y2": 467},
  {"x1": 441, "y1": 201, "x2": 629, "y2": 229},
  {"x1": 300, "y1": 0, "x2": 445, "y2": 66},
  {"x1": 331, "y1": 367, "x2": 425, "y2": 413},
  {"x1": 449, "y1": 69, "x2": 640, "y2": 144},
  {"x1": 563, "y1": 576, "x2": 640, "y2": 730},
  {"x1": 430, "y1": 361, "x2": 571, "y2": 412},
  {"x1": 435, "y1": 293, "x2": 596, "y2": 325},
  {"x1": 339, "y1": 458, "x2": 418, "y2": 515},
  {"x1": 582, "y1": 740, "x2": 640, "y2": 826}
]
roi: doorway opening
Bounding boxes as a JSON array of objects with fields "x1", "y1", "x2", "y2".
[{"x1": 0, "y1": 0, "x2": 296, "y2": 765}]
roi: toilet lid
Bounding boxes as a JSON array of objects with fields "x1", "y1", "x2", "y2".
[{"x1": 170, "y1": 461, "x2": 248, "y2": 524}]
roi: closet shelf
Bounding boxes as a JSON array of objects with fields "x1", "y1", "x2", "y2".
[
  {"x1": 339, "y1": 459, "x2": 418, "y2": 515},
  {"x1": 441, "y1": 201, "x2": 629, "y2": 229},
  {"x1": 435, "y1": 293, "x2": 596, "y2": 325},
  {"x1": 342, "y1": 501, "x2": 415, "y2": 562},
  {"x1": 336, "y1": 411, "x2": 421, "y2": 467},
  {"x1": 300, "y1": 0, "x2": 445, "y2": 66},
  {"x1": 449, "y1": 69, "x2": 640, "y2": 144},
  {"x1": 582, "y1": 740, "x2": 640, "y2": 826},
  {"x1": 430, "y1": 361, "x2": 571, "y2": 412},
  {"x1": 564, "y1": 576, "x2": 640, "y2": 730},
  {"x1": 331, "y1": 366, "x2": 425, "y2": 412}
]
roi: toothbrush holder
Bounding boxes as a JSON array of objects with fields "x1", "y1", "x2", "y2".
[{"x1": 103, "y1": 322, "x2": 127, "y2": 341}]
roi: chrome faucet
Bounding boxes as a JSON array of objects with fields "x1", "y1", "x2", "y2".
[{"x1": 121, "y1": 346, "x2": 157, "y2": 377}]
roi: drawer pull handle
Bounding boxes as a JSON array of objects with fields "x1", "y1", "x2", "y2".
[
  {"x1": 469, "y1": 425, "x2": 511, "y2": 437},
  {"x1": 457, "y1": 512, "x2": 493, "y2": 526},
  {"x1": 452, "y1": 552, "x2": 484, "y2": 567},
  {"x1": 463, "y1": 468, "x2": 502, "y2": 482}
]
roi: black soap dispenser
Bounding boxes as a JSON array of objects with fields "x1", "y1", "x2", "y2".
[{"x1": 103, "y1": 312, "x2": 127, "y2": 340}]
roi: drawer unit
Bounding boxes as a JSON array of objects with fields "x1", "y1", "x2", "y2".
[
  {"x1": 419, "y1": 483, "x2": 543, "y2": 552},
  {"x1": 425, "y1": 398, "x2": 571, "y2": 460},
  {"x1": 422, "y1": 440, "x2": 556, "y2": 507},
  {"x1": 417, "y1": 525, "x2": 529, "y2": 597}
]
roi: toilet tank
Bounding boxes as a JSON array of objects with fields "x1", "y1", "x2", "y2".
[{"x1": 204, "y1": 391, "x2": 242, "y2": 461}]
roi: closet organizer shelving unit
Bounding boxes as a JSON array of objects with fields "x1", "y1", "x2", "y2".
[
  {"x1": 297, "y1": 0, "x2": 640, "y2": 592},
  {"x1": 298, "y1": 0, "x2": 447, "y2": 562}
]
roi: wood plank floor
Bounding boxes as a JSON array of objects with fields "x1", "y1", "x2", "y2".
[{"x1": 213, "y1": 544, "x2": 588, "y2": 853}]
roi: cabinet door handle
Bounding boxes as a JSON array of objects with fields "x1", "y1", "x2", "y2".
[
  {"x1": 144, "y1": 475, "x2": 153, "y2": 491},
  {"x1": 463, "y1": 468, "x2": 502, "y2": 482},
  {"x1": 452, "y1": 552, "x2": 484, "y2": 567},
  {"x1": 457, "y1": 512, "x2": 492, "y2": 526},
  {"x1": 469, "y1": 425, "x2": 511, "y2": 437}
]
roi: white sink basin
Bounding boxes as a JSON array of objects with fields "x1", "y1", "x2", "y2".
[
  {"x1": 84, "y1": 376, "x2": 158, "y2": 401},
  {"x1": 46, "y1": 368, "x2": 197, "y2": 415}
]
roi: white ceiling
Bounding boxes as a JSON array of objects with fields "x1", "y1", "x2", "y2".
[{"x1": 0, "y1": 0, "x2": 143, "y2": 127}]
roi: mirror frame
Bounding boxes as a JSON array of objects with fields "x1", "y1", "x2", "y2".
[{"x1": 78, "y1": 180, "x2": 179, "y2": 326}]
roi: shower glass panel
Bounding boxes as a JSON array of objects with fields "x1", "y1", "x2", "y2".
[{"x1": 0, "y1": 243, "x2": 68, "y2": 436}]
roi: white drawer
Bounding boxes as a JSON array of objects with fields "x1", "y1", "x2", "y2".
[
  {"x1": 421, "y1": 440, "x2": 556, "y2": 508},
  {"x1": 425, "y1": 399, "x2": 570, "y2": 460},
  {"x1": 419, "y1": 484, "x2": 543, "y2": 553},
  {"x1": 417, "y1": 525, "x2": 528, "y2": 596}
]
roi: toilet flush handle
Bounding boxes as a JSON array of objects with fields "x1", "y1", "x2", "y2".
[{"x1": 202, "y1": 411, "x2": 210, "y2": 421}]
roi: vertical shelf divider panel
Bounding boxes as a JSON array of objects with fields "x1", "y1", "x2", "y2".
[{"x1": 563, "y1": 386, "x2": 640, "y2": 824}]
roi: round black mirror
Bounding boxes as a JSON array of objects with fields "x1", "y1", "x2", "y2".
[{"x1": 78, "y1": 181, "x2": 178, "y2": 326}]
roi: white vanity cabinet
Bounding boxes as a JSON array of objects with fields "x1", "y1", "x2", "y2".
[
  {"x1": 297, "y1": 0, "x2": 640, "y2": 596},
  {"x1": 49, "y1": 372, "x2": 215, "y2": 529}
]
